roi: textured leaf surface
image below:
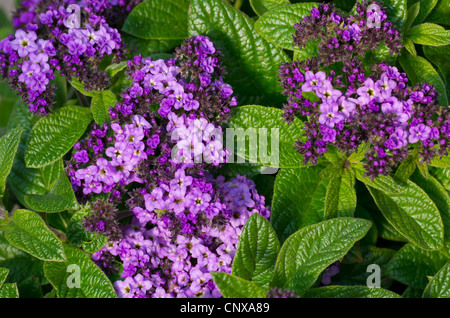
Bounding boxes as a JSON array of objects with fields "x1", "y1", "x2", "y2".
[
  {"x1": 44, "y1": 244, "x2": 117, "y2": 298},
  {"x1": 0, "y1": 127, "x2": 23, "y2": 196},
  {"x1": 211, "y1": 272, "x2": 267, "y2": 298},
  {"x1": 423, "y1": 262, "x2": 450, "y2": 298},
  {"x1": 254, "y1": 3, "x2": 318, "y2": 50},
  {"x1": 5, "y1": 210, "x2": 65, "y2": 262},
  {"x1": 25, "y1": 173, "x2": 79, "y2": 213},
  {"x1": 302, "y1": 285, "x2": 401, "y2": 298},
  {"x1": 271, "y1": 167, "x2": 327, "y2": 243},
  {"x1": 122, "y1": 0, "x2": 189, "y2": 41},
  {"x1": 271, "y1": 218, "x2": 372, "y2": 293},
  {"x1": 0, "y1": 268, "x2": 8, "y2": 287},
  {"x1": 250, "y1": 0, "x2": 290, "y2": 16},
  {"x1": 91, "y1": 90, "x2": 117, "y2": 126},
  {"x1": 0, "y1": 283, "x2": 19, "y2": 298},
  {"x1": 399, "y1": 53, "x2": 448, "y2": 106},
  {"x1": 188, "y1": 0, "x2": 289, "y2": 106},
  {"x1": 232, "y1": 214, "x2": 280, "y2": 289},
  {"x1": 386, "y1": 243, "x2": 447, "y2": 289},
  {"x1": 25, "y1": 106, "x2": 92, "y2": 168},
  {"x1": 366, "y1": 180, "x2": 444, "y2": 251},
  {"x1": 408, "y1": 23, "x2": 450, "y2": 46},
  {"x1": 228, "y1": 105, "x2": 305, "y2": 168}
]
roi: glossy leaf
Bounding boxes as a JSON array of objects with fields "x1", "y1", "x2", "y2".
[
  {"x1": 423, "y1": 261, "x2": 450, "y2": 298},
  {"x1": 188, "y1": 0, "x2": 290, "y2": 106},
  {"x1": 211, "y1": 272, "x2": 267, "y2": 298},
  {"x1": 302, "y1": 285, "x2": 401, "y2": 298},
  {"x1": 5, "y1": 210, "x2": 66, "y2": 262},
  {"x1": 271, "y1": 218, "x2": 372, "y2": 294},
  {"x1": 0, "y1": 127, "x2": 23, "y2": 196},
  {"x1": 232, "y1": 214, "x2": 280, "y2": 289},
  {"x1": 25, "y1": 106, "x2": 92, "y2": 168}
]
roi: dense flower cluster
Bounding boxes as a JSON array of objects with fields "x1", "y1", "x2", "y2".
[
  {"x1": 293, "y1": 1, "x2": 402, "y2": 68},
  {"x1": 279, "y1": 2, "x2": 449, "y2": 179},
  {"x1": 12, "y1": 0, "x2": 143, "y2": 30},
  {"x1": 0, "y1": 2, "x2": 125, "y2": 114},
  {"x1": 66, "y1": 35, "x2": 270, "y2": 298}
]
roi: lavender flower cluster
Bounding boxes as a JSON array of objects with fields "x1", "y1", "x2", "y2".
[
  {"x1": 0, "y1": 1, "x2": 125, "y2": 115},
  {"x1": 279, "y1": 2, "x2": 449, "y2": 179},
  {"x1": 66, "y1": 35, "x2": 270, "y2": 298}
]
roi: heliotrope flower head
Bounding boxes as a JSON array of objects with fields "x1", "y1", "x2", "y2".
[
  {"x1": 279, "y1": 2, "x2": 449, "y2": 180},
  {"x1": 66, "y1": 36, "x2": 270, "y2": 298},
  {"x1": 0, "y1": 1, "x2": 126, "y2": 115}
]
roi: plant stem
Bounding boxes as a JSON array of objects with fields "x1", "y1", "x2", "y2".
[
  {"x1": 234, "y1": 0, "x2": 244, "y2": 9},
  {"x1": 75, "y1": 90, "x2": 90, "y2": 108}
]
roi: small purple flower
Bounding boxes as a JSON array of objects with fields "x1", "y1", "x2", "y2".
[{"x1": 409, "y1": 124, "x2": 432, "y2": 144}]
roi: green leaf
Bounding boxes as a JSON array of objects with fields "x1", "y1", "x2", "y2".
[
  {"x1": 250, "y1": 0, "x2": 290, "y2": 16},
  {"x1": 271, "y1": 167, "x2": 328, "y2": 243},
  {"x1": 394, "y1": 154, "x2": 417, "y2": 182},
  {"x1": 430, "y1": 167, "x2": 450, "y2": 192},
  {"x1": 430, "y1": 155, "x2": 450, "y2": 169},
  {"x1": 188, "y1": 0, "x2": 290, "y2": 106},
  {"x1": 0, "y1": 268, "x2": 8, "y2": 288},
  {"x1": 271, "y1": 218, "x2": 372, "y2": 294},
  {"x1": 403, "y1": 37, "x2": 417, "y2": 55},
  {"x1": 25, "y1": 173, "x2": 79, "y2": 213},
  {"x1": 5, "y1": 210, "x2": 66, "y2": 262},
  {"x1": 227, "y1": 105, "x2": 305, "y2": 168},
  {"x1": 408, "y1": 23, "x2": 450, "y2": 46},
  {"x1": 378, "y1": 0, "x2": 408, "y2": 30},
  {"x1": 91, "y1": 90, "x2": 117, "y2": 126},
  {"x1": 211, "y1": 272, "x2": 267, "y2": 298},
  {"x1": 426, "y1": 0, "x2": 450, "y2": 26},
  {"x1": 423, "y1": 45, "x2": 450, "y2": 97},
  {"x1": 254, "y1": 3, "x2": 318, "y2": 50},
  {"x1": 411, "y1": 170, "x2": 450, "y2": 257},
  {"x1": 423, "y1": 261, "x2": 450, "y2": 298},
  {"x1": 25, "y1": 106, "x2": 92, "y2": 168},
  {"x1": 0, "y1": 232, "x2": 45, "y2": 286},
  {"x1": 69, "y1": 78, "x2": 99, "y2": 97},
  {"x1": 331, "y1": 246, "x2": 396, "y2": 288},
  {"x1": 82, "y1": 234, "x2": 108, "y2": 254},
  {"x1": 386, "y1": 243, "x2": 447, "y2": 289},
  {"x1": 412, "y1": 0, "x2": 439, "y2": 26},
  {"x1": 44, "y1": 244, "x2": 117, "y2": 298},
  {"x1": 122, "y1": 0, "x2": 189, "y2": 43},
  {"x1": 348, "y1": 142, "x2": 370, "y2": 163},
  {"x1": 399, "y1": 53, "x2": 448, "y2": 106},
  {"x1": 0, "y1": 79, "x2": 19, "y2": 127},
  {"x1": 366, "y1": 179, "x2": 444, "y2": 251},
  {"x1": 324, "y1": 177, "x2": 342, "y2": 220},
  {"x1": 404, "y1": 1, "x2": 420, "y2": 33},
  {"x1": 232, "y1": 214, "x2": 280, "y2": 289},
  {"x1": 0, "y1": 283, "x2": 19, "y2": 298},
  {"x1": 0, "y1": 127, "x2": 23, "y2": 196},
  {"x1": 302, "y1": 285, "x2": 401, "y2": 298},
  {"x1": 104, "y1": 61, "x2": 128, "y2": 79}
]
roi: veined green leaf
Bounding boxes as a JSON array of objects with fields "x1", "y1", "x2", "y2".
[
  {"x1": 423, "y1": 261, "x2": 450, "y2": 298},
  {"x1": 5, "y1": 210, "x2": 66, "y2": 262},
  {"x1": 91, "y1": 90, "x2": 117, "y2": 126},
  {"x1": 25, "y1": 106, "x2": 92, "y2": 168},
  {"x1": 426, "y1": 0, "x2": 450, "y2": 26},
  {"x1": 302, "y1": 285, "x2": 401, "y2": 298},
  {"x1": 232, "y1": 214, "x2": 280, "y2": 289},
  {"x1": 408, "y1": 23, "x2": 450, "y2": 46},
  {"x1": 271, "y1": 167, "x2": 327, "y2": 243},
  {"x1": 211, "y1": 272, "x2": 267, "y2": 298},
  {"x1": 0, "y1": 283, "x2": 19, "y2": 298},
  {"x1": 250, "y1": 0, "x2": 290, "y2": 16},
  {"x1": 399, "y1": 53, "x2": 448, "y2": 106},
  {"x1": 271, "y1": 218, "x2": 372, "y2": 294},
  {"x1": 254, "y1": 3, "x2": 318, "y2": 50},
  {"x1": 0, "y1": 127, "x2": 23, "y2": 197},
  {"x1": 188, "y1": 0, "x2": 290, "y2": 106},
  {"x1": 227, "y1": 105, "x2": 305, "y2": 168},
  {"x1": 386, "y1": 243, "x2": 447, "y2": 289},
  {"x1": 44, "y1": 244, "x2": 117, "y2": 298},
  {"x1": 366, "y1": 180, "x2": 444, "y2": 251}
]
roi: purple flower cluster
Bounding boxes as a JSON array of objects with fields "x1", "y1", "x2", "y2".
[
  {"x1": 93, "y1": 174, "x2": 268, "y2": 298},
  {"x1": 66, "y1": 36, "x2": 270, "y2": 298},
  {"x1": 279, "y1": 3, "x2": 449, "y2": 180},
  {"x1": 13, "y1": 0, "x2": 143, "y2": 30},
  {"x1": 293, "y1": 1, "x2": 402, "y2": 68},
  {"x1": 0, "y1": 2, "x2": 124, "y2": 114}
]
